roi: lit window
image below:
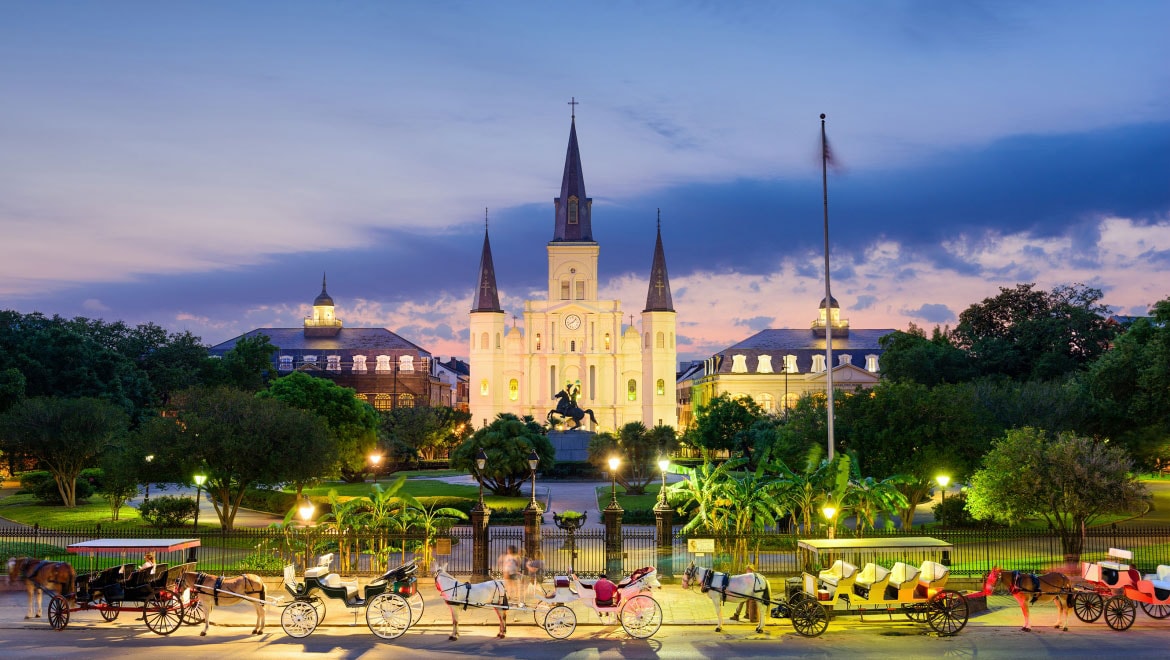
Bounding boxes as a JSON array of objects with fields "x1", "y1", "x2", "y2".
[
  {"x1": 535, "y1": 333, "x2": 542, "y2": 351},
  {"x1": 480, "y1": 379, "x2": 489, "y2": 396},
  {"x1": 326, "y1": 355, "x2": 341, "y2": 372},
  {"x1": 839, "y1": 354, "x2": 852, "y2": 366},
  {"x1": 509, "y1": 379, "x2": 519, "y2": 401},
  {"x1": 757, "y1": 355, "x2": 774, "y2": 373},
  {"x1": 352, "y1": 355, "x2": 367, "y2": 373},
  {"x1": 731, "y1": 355, "x2": 748, "y2": 373},
  {"x1": 374, "y1": 394, "x2": 392, "y2": 411},
  {"x1": 812, "y1": 355, "x2": 826, "y2": 373},
  {"x1": 656, "y1": 379, "x2": 665, "y2": 396},
  {"x1": 759, "y1": 393, "x2": 774, "y2": 411},
  {"x1": 784, "y1": 393, "x2": 799, "y2": 410},
  {"x1": 866, "y1": 354, "x2": 879, "y2": 372},
  {"x1": 627, "y1": 379, "x2": 637, "y2": 401},
  {"x1": 278, "y1": 356, "x2": 293, "y2": 371},
  {"x1": 399, "y1": 355, "x2": 415, "y2": 372},
  {"x1": 603, "y1": 333, "x2": 611, "y2": 350},
  {"x1": 784, "y1": 355, "x2": 797, "y2": 373},
  {"x1": 376, "y1": 355, "x2": 392, "y2": 373},
  {"x1": 398, "y1": 393, "x2": 414, "y2": 408}
]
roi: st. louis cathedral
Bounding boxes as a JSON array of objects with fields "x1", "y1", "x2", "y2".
[{"x1": 468, "y1": 112, "x2": 677, "y2": 432}]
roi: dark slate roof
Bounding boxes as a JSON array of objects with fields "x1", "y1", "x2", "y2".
[
  {"x1": 819, "y1": 296, "x2": 839, "y2": 309},
  {"x1": 313, "y1": 274, "x2": 334, "y2": 306},
  {"x1": 644, "y1": 213, "x2": 674, "y2": 312},
  {"x1": 209, "y1": 328, "x2": 430, "y2": 356},
  {"x1": 439, "y1": 357, "x2": 471, "y2": 376},
  {"x1": 552, "y1": 117, "x2": 594, "y2": 242},
  {"x1": 712, "y1": 328, "x2": 895, "y2": 375},
  {"x1": 471, "y1": 226, "x2": 502, "y2": 312}
]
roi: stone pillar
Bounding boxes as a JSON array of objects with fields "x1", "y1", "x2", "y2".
[
  {"x1": 653, "y1": 499, "x2": 674, "y2": 578},
  {"x1": 471, "y1": 503, "x2": 491, "y2": 578},
  {"x1": 603, "y1": 502, "x2": 624, "y2": 578},
  {"x1": 523, "y1": 501, "x2": 543, "y2": 563}
]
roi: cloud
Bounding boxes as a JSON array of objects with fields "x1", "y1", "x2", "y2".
[
  {"x1": 902, "y1": 303, "x2": 955, "y2": 324},
  {"x1": 854, "y1": 295, "x2": 877, "y2": 311},
  {"x1": 734, "y1": 316, "x2": 774, "y2": 331},
  {"x1": 81, "y1": 298, "x2": 109, "y2": 312}
]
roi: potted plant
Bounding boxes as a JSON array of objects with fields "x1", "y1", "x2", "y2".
[{"x1": 553, "y1": 510, "x2": 587, "y2": 557}]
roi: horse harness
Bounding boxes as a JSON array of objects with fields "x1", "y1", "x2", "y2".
[
  {"x1": 21, "y1": 560, "x2": 51, "y2": 581},
  {"x1": 700, "y1": 568, "x2": 762, "y2": 605},
  {"x1": 438, "y1": 577, "x2": 505, "y2": 611},
  {"x1": 195, "y1": 572, "x2": 262, "y2": 606},
  {"x1": 1010, "y1": 571, "x2": 1065, "y2": 597}
]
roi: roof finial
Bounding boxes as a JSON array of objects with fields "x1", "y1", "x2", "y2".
[
  {"x1": 657, "y1": 208, "x2": 660, "y2": 231},
  {"x1": 321, "y1": 272, "x2": 327, "y2": 291},
  {"x1": 485, "y1": 207, "x2": 489, "y2": 231},
  {"x1": 568, "y1": 96, "x2": 578, "y2": 120}
]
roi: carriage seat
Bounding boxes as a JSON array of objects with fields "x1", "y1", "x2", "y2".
[
  {"x1": 1144, "y1": 565, "x2": 1170, "y2": 585},
  {"x1": 918, "y1": 561, "x2": 949, "y2": 589},
  {"x1": 304, "y1": 554, "x2": 334, "y2": 579},
  {"x1": 320, "y1": 573, "x2": 359, "y2": 598},
  {"x1": 619, "y1": 567, "x2": 655, "y2": 588},
  {"x1": 853, "y1": 563, "x2": 891, "y2": 599},
  {"x1": 885, "y1": 562, "x2": 920, "y2": 599},
  {"x1": 1099, "y1": 547, "x2": 1133, "y2": 572},
  {"x1": 818, "y1": 560, "x2": 857, "y2": 588}
]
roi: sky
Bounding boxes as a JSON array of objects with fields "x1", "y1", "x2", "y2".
[{"x1": 2, "y1": 0, "x2": 1168, "y2": 363}]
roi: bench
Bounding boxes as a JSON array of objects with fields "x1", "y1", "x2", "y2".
[
  {"x1": 320, "y1": 573, "x2": 359, "y2": 599},
  {"x1": 885, "y1": 562, "x2": 920, "y2": 600},
  {"x1": 918, "y1": 560, "x2": 949, "y2": 591},
  {"x1": 818, "y1": 560, "x2": 858, "y2": 598},
  {"x1": 853, "y1": 563, "x2": 891, "y2": 601}
]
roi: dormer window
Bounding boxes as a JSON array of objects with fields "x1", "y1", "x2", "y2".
[
  {"x1": 326, "y1": 355, "x2": 341, "y2": 372},
  {"x1": 812, "y1": 355, "x2": 826, "y2": 373},
  {"x1": 399, "y1": 355, "x2": 415, "y2": 372},
  {"x1": 375, "y1": 355, "x2": 392, "y2": 373},
  {"x1": 731, "y1": 355, "x2": 748, "y2": 373},
  {"x1": 279, "y1": 355, "x2": 293, "y2": 371},
  {"x1": 352, "y1": 355, "x2": 367, "y2": 373},
  {"x1": 866, "y1": 354, "x2": 880, "y2": 372},
  {"x1": 568, "y1": 196, "x2": 579, "y2": 224},
  {"x1": 839, "y1": 354, "x2": 852, "y2": 366},
  {"x1": 757, "y1": 355, "x2": 774, "y2": 373}
]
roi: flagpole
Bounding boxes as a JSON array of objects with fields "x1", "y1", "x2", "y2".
[{"x1": 821, "y1": 113, "x2": 835, "y2": 462}]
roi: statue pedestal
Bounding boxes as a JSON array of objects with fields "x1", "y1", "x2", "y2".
[{"x1": 547, "y1": 430, "x2": 593, "y2": 462}]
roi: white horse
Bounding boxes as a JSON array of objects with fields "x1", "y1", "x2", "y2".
[
  {"x1": 179, "y1": 571, "x2": 267, "y2": 636},
  {"x1": 681, "y1": 562, "x2": 772, "y2": 633},
  {"x1": 432, "y1": 562, "x2": 509, "y2": 641}
]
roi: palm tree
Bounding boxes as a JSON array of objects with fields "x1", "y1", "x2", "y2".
[
  {"x1": 318, "y1": 489, "x2": 367, "y2": 572},
  {"x1": 719, "y1": 454, "x2": 789, "y2": 569},
  {"x1": 673, "y1": 459, "x2": 741, "y2": 535},
  {"x1": 406, "y1": 500, "x2": 468, "y2": 570},
  {"x1": 840, "y1": 456, "x2": 908, "y2": 535}
]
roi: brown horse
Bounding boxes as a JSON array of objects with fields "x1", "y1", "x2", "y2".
[
  {"x1": 7, "y1": 557, "x2": 76, "y2": 621},
  {"x1": 984, "y1": 566, "x2": 1073, "y2": 631},
  {"x1": 178, "y1": 571, "x2": 267, "y2": 636}
]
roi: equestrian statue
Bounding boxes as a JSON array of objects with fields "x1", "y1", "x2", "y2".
[{"x1": 547, "y1": 381, "x2": 596, "y2": 430}]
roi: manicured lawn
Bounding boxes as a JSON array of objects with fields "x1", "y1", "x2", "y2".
[
  {"x1": 593, "y1": 482, "x2": 665, "y2": 511},
  {"x1": 0, "y1": 493, "x2": 222, "y2": 531},
  {"x1": 297, "y1": 478, "x2": 480, "y2": 499}
]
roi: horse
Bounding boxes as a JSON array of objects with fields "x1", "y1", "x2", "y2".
[
  {"x1": 7, "y1": 557, "x2": 76, "y2": 622},
  {"x1": 983, "y1": 566, "x2": 1073, "y2": 632},
  {"x1": 548, "y1": 390, "x2": 597, "y2": 430},
  {"x1": 432, "y1": 562, "x2": 508, "y2": 641},
  {"x1": 681, "y1": 561, "x2": 772, "y2": 633},
  {"x1": 178, "y1": 571, "x2": 267, "y2": 636}
]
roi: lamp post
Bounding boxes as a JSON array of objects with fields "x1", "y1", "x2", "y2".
[
  {"x1": 190, "y1": 472, "x2": 207, "y2": 562},
  {"x1": 822, "y1": 503, "x2": 837, "y2": 540},
  {"x1": 936, "y1": 474, "x2": 951, "y2": 512},
  {"x1": 143, "y1": 455, "x2": 154, "y2": 504},
  {"x1": 654, "y1": 458, "x2": 673, "y2": 576},
  {"x1": 471, "y1": 448, "x2": 491, "y2": 577},
  {"x1": 604, "y1": 456, "x2": 624, "y2": 577},
  {"x1": 527, "y1": 449, "x2": 540, "y2": 508},
  {"x1": 607, "y1": 456, "x2": 621, "y2": 509},
  {"x1": 298, "y1": 497, "x2": 316, "y2": 569},
  {"x1": 524, "y1": 448, "x2": 542, "y2": 562},
  {"x1": 475, "y1": 448, "x2": 488, "y2": 509},
  {"x1": 657, "y1": 458, "x2": 670, "y2": 507},
  {"x1": 370, "y1": 453, "x2": 383, "y2": 485}
]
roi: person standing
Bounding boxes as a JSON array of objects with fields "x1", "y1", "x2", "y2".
[{"x1": 498, "y1": 545, "x2": 521, "y2": 607}]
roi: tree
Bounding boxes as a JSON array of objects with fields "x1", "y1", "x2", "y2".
[
  {"x1": 691, "y1": 393, "x2": 765, "y2": 458},
  {"x1": 966, "y1": 428, "x2": 1150, "y2": 559},
  {"x1": 380, "y1": 405, "x2": 472, "y2": 465},
  {"x1": 951, "y1": 283, "x2": 1115, "y2": 381},
  {"x1": 96, "y1": 439, "x2": 145, "y2": 521},
  {"x1": 878, "y1": 324, "x2": 975, "y2": 385},
  {"x1": 140, "y1": 387, "x2": 331, "y2": 530},
  {"x1": 0, "y1": 397, "x2": 129, "y2": 507},
  {"x1": 201, "y1": 333, "x2": 277, "y2": 392},
  {"x1": 450, "y1": 413, "x2": 553, "y2": 496},
  {"x1": 258, "y1": 372, "x2": 378, "y2": 488},
  {"x1": 586, "y1": 422, "x2": 678, "y2": 495}
]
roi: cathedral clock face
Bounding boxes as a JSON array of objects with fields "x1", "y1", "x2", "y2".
[{"x1": 564, "y1": 314, "x2": 582, "y2": 330}]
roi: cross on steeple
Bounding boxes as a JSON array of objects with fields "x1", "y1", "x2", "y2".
[
  {"x1": 568, "y1": 97, "x2": 578, "y2": 119},
  {"x1": 655, "y1": 277, "x2": 665, "y2": 296},
  {"x1": 481, "y1": 276, "x2": 493, "y2": 298}
]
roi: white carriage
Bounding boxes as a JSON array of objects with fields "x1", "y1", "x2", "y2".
[{"x1": 531, "y1": 566, "x2": 663, "y2": 639}]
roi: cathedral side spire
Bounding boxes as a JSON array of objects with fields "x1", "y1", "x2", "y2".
[
  {"x1": 472, "y1": 209, "x2": 502, "y2": 312},
  {"x1": 553, "y1": 103, "x2": 593, "y2": 242},
  {"x1": 644, "y1": 209, "x2": 674, "y2": 312}
]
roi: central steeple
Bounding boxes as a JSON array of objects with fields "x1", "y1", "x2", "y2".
[{"x1": 552, "y1": 105, "x2": 593, "y2": 242}]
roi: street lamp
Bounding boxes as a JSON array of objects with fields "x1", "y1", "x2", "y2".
[
  {"x1": 370, "y1": 453, "x2": 383, "y2": 485},
  {"x1": 527, "y1": 449, "x2": 540, "y2": 508},
  {"x1": 657, "y1": 458, "x2": 670, "y2": 507},
  {"x1": 192, "y1": 472, "x2": 207, "y2": 532},
  {"x1": 822, "y1": 503, "x2": 838, "y2": 540},
  {"x1": 299, "y1": 497, "x2": 316, "y2": 524},
  {"x1": 143, "y1": 455, "x2": 154, "y2": 504},
  {"x1": 937, "y1": 474, "x2": 951, "y2": 506},
  {"x1": 607, "y1": 456, "x2": 621, "y2": 509},
  {"x1": 475, "y1": 448, "x2": 488, "y2": 509}
]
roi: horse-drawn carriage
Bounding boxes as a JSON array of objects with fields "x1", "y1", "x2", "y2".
[
  {"x1": 785, "y1": 537, "x2": 971, "y2": 637},
  {"x1": 279, "y1": 553, "x2": 422, "y2": 639},
  {"x1": 47, "y1": 539, "x2": 197, "y2": 635},
  {"x1": 531, "y1": 566, "x2": 663, "y2": 639}
]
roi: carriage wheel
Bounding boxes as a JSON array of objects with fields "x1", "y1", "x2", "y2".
[
  {"x1": 619, "y1": 595, "x2": 663, "y2": 639},
  {"x1": 309, "y1": 595, "x2": 326, "y2": 622},
  {"x1": 99, "y1": 600, "x2": 121, "y2": 622},
  {"x1": 532, "y1": 600, "x2": 554, "y2": 627},
  {"x1": 48, "y1": 596, "x2": 70, "y2": 631},
  {"x1": 281, "y1": 600, "x2": 319, "y2": 638},
  {"x1": 144, "y1": 590, "x2": 184, "y2": 636},
  {"x1": 1103, "y1": 595, "x2": 1137, "y2": 631},
  {"x1": 182, "y1": 599, "x2": 207, "y2": 625},
  {"x1": 790, "y1": 597, "x2": 829, "y2": 637},
  {"x1": 903, "y1": 604, "x2": 929, "y2": 623},
  {"x1": 1139, "y1": 601, "x2": 1170, "y2": 619},
  {"x1": 543, "y1": 604, "x2": 577, "y2": 639},
  {"x1": 926, "y1": 590, "x2": 969, "y2": 636},
  {"x1": 366, "y1": 593, "x2": 412, "y2": 640},
  {"x1": 1073, "y1": 592, "x2": 1104, "y2": 622},
  {"x1": 406, "y1": 591, "x2": 425, "y2": 627}
]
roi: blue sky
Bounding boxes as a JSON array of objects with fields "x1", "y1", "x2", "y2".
[{"x1": 2, "y1": 1, "x2": 1168, "y2": 362}]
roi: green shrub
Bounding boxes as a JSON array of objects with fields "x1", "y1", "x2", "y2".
[
  {"x1": 18, "y1": 470, "x2": 53, "y2": 494},
  {"x1": 27, "y1": 473, "x2": 95, "y2": 504},
  {"x1": 239, "y1": 488, "x2": 300, "y2": 515},
  {"x1": 932, "y1": 492, "x2": 977, "y2": 527},
  {"x1": 79, "y1": 467, "x2": 105, "y2": 492},
  {"x1": 138, "y1": 495, "x2": 198, "y2": 528},
  {"x1": 238, "y1": 551, "x2": 284, "y2": 572}
]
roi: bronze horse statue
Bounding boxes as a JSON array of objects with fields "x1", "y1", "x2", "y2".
[{"x1": 547, "y1": 389, "x2": 597, "y2": 430}]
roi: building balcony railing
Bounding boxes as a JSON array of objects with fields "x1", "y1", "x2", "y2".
[{"x1": 304, "y1": 318, "x2": 343, "y2": 328}]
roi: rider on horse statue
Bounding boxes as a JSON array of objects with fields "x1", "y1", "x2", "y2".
[{"x1": 549, "y1": 380, "x2": 596, "y2": 430}]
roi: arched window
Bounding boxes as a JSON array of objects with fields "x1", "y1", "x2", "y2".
[
  {"x1": 535, "y1": 333, "x2": 542, "y2": 351},
  {"x1": 568, "y1": 195, "x2": 579, "y2": 224},
  {"x1": 480, "y1": 332, "x2": 489, "y2": 350},
  {"x1": 561, "y1": 280, "x2": 570, "y2": 300},
  {"x1": 509, "y1": 379, "x2": 519, "y2": 401},
  {"x1": 759, "y1": 393, "x2": 774, "y2": 411},
  {"x1": 656, "y1": 378, "x2": 665, "y2": 396},
  {"x1": 603, "y1": 333, "x2": 611, "y2": 350},
  {"x1": 656, "y1": 331, "x2": 664, "y2": 348},
  {"x1": 627, "y1": 379, "x2": 637, "y2": 401},
  {"x1": 480, "y1": 379, "x2": 489, "y2": 396},
  {"x1": 373, "y1": 394, "x2": 392, "y2": 411},
  {"x1": 570, "y1": 340, "x2": 576, "y2": 352},
  {"x1": 496, "y1": 332, "x2": 501, "y2": 349},
  {"x1": 398, "y1": 393, "x2": 414, "y2": 408}
]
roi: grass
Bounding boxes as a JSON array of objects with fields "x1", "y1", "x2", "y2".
[
  {"x1": 594, "y1": 482, "x2": 666, "y2": 511},
  {"x1": 0, "y1": 492, "x2": 224, "y2": 531},
  {"x1": 297, "y1": 478, "x2": 481, "y2": 500}
]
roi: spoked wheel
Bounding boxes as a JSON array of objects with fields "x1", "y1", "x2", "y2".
[
  {"x1": 99, "y1": 600, "x2": 121, "y2": 622},
  {"x1": 1074, "y1": 592, "x2": 1104, "y2": 622},
  {"x1": 790, "y1": 597, "x2": 829, "y2": 637},
  {"x1": 406, "y1": 591, "x2": 424, "y2": 627},
  {"x1": 926, "y1": 590, "x2": 969, "y2": 636},
  {"x1": 904, "y1": 604, "x2": 929, "y2": 623},
  {"x1": 532, "y1": 600, "x2": 554, "y2": 627},
  {"x1": 1139, "y1": 601, "x2": 1170, "y2": 619},
  {"x1": 366, "y1": 593, "x2": 412, "y2": 640},
  {"x1": 543, "y1": 604, "x2": 577, "y2": 639},
  {"x1": 281, "y1": 600, "x2": 320, "y2": 638},
  {"x1": 144, "y1": 590, "x2": 184, "y2": 635},
  {"x1": 619, "y1": 594, "x2": 663, "y2": 639},
  {"x1": 309, "y1": 595, "x2": 326, "y2": 622},
  {"x1": 182, "y1": 599, "x2": 207, "y2": 625},
  {"x1": 48, "y1": 596, "x2": 70, "y2": 631},
  {"x1": 1104, "y1": 595, "x2": 1137, "y2": 631}
]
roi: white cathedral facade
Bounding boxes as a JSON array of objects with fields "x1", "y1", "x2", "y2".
[{"x1": 468, "y1": 115, "x2": 678, "y2": 433}]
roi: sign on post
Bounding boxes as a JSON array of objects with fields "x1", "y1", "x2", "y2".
[
  {"x1": 434, "y1": 538, "x2": 452, "y2": 555},
  {"x1": 687, "y1": 538, "x2": 715, "y2": 555}
]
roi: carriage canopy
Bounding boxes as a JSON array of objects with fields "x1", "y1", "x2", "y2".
[{"x1": 797, "y1": 537, "x2": 953, "y2": 573}]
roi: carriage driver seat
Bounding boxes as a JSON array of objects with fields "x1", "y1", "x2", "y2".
[{"x1": 304, "y1": 554, "x2": 334, "y2": 579}]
